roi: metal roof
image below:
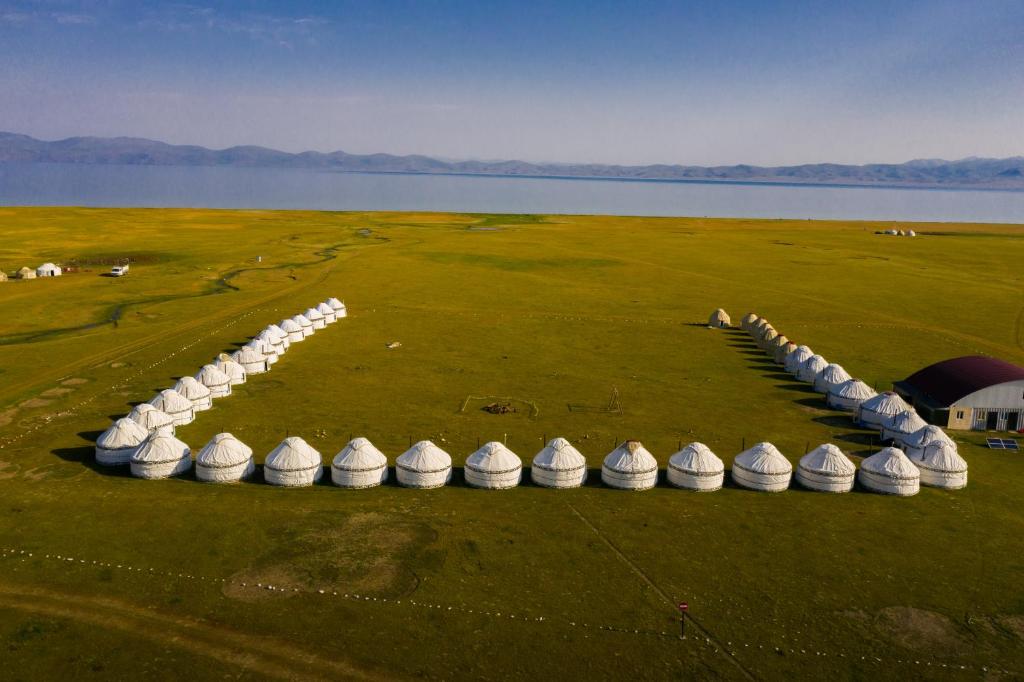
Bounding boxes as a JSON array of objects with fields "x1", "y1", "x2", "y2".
[{"x1": 899, "y1": 356, "x2": 1024, "y2": 407}]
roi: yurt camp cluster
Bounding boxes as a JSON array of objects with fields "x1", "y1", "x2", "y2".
[
  {"x1": 733, "y1": 311, "x2": 968, "y2": 495},
  {"x1": 94, "y1": 298, "x2": 348, "y2": 481}
]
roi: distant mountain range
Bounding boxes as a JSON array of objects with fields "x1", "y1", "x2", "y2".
[{"x1": 2, "y1": 131, "x2": 1023, "y2": 190}]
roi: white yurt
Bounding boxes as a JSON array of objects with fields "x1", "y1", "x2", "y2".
[
  {"x1": 758, "y1": 326, "x2": 779, "y2": 350},
  {"x1": 530, "y1": 437, "x2": 587, "y2": 488},
  {"x1": 601, "y1": 440, "x2": 658, "y2": 490},
  {"x1": 881, "y1": 409, "x2": 928, "y2": 443},
  {"x1": 327, "y1": 297, "x2": 347, "y2": 318},
  {"x1": 813, "y1": 363, "x2": 852, "y2": 395},
  {"x1": 708, "y1": 308, "x2": 731, "y2": 328},
  {"x1": 303, "y1": 307, "x2": 326, "y2": 330},
  {"x1": 826, "y1": 379, "x2": 877, "y2": 411},
  {"x1": 291, "y1": 313, "x2": 314, "y2": 338},
  {"x1": 902, "y1": 425, "x2": 954, "y2": 461},
  {"x1": 214, "y1": 353, "x2": 247, "y2": 385},
  {"x1": 797, "y1": 354, "x2": 829, "y2": 383},
  {"x1": 194, "y1": 364, "x2": 232, "y2": 398},
  {"x1": 774, "y1": 341, "x2": 798, "y2": 365},
  {"x1": 148, "y1": 389, "x2": 195, "y2": 426},
  {"x1": 255, "y1": 329, "x2": 284, "y2": 361},
  {"x1": 731, "y1": 442, "x2": 792, "y2": 492},
  {"x1": 751, "y1": 318, "x2": 769, "y2": 336},
  {"x1": 264, "y1": 437, "x2": 323, "y2": 487},
  {"x1": 245, "y1": 337, "x2": 276, "y2": 366},
  {"x1": 130, "y1": 433, "x2": 192, "y2": 479},
  {"x1": 667, "y1": 442, "x2": 724, "y2": 491},
  {"x1": 279, "y1": 318, "x2": 304, "y2": 343},
  {"x1": 465, "y1": 442, "x2": 523, "y2": 489},
  {"x1": 907, "y1": 229, "x2": 917, "y2": 237},
  {"x1": 195, "y1": 433, "x2": 255, "y2": 483},
  {"x1": 740, "y1": 313, "x2": 759, "y2": 331},
  {"x1": 784, "y1": 345, "x2": 814, "y2": 374},
  {"x1": 858, "y1": 447, "x2": 919, "y2": 496},
  {"x1": 856, "y1": 392, "x2": 911, "y2": 429},
  {"x1": 95, "y1": 417, "x2": 150, "y2": 466},
  {"x1": 267, "y1": 323, "x2": 291, "y2": 351},
  {"x1": 396, "y1": 440, "x2": 452, "y2": 489},
  {"x1": 767, "y1": 334, "x2": 789, "y2": 357},
  {"x1": 129, "y1": 403, "x2": 175, "y2": 436},
  {"x1": 16, "y1": 266, "x2": 36, "y2": 279},
  {"x1": 36, "y1": 262, "x2": 62, "y2": 277},
  {"x1": 795, "y1": 444, "x2": 856, "y2": 493},
  {"x1": 315, "y1": 301, "x2": 336, "y2": 324},
  {"x1": 915, "y1": 441, "x2": 968, "y2": 489},
  {"x1": 174, "y1": 376, "x2": 213, "y2": 412},
  {"x1": 331, "y1": 437, "x2": 389, "y2": 488},
  {"x1": 232, "y1": 346, "x2": 268, "y2": 375}
]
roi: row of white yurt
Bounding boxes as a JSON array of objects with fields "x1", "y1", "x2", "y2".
[
  {"x1": 826, "y1": 379, "x2": 877, "y2": 411},
  {"x1": 813, "y1": 363, "x2": 851, "y2": 394}
]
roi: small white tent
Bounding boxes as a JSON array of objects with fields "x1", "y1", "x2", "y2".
[
  {"x1": 784, "y1": 345, "x2": 814, "y2": 374},
  {"x1": 232, "y1": 346, "x2": 268, "y2": 375},
  {"x1": 327, "y1": 297, "x2": 347, "y2": 318},
  {"x1": 36, "y1": 262, "x2": 62, "y2": 277},
  {"x1": 731, "y1": 442, "x2": 792, "y2": 492},
  {"x1": 826, "y1": 379, "x2": 877, "y2": 411},
  {"x1": 856, "y1": 392, "x2": 911, "y2": 429},
  {"x1": 95, "y1": 417, "x2": 150, "y2": 466},
  {"x1": 148, "y1": 389, "x2": 195, "y2": 426},
  {"x1": 279, "y1": 318, "x2": 304, "y2": 343},
  {"x1": 245, "y1": 337, "x2": 276, "y2": 366},
  {"x1": 130, "y1": 433, "x2": 192, "y2": 479},
  {"x1": 797, "y1": 354, "x2": 829, "y2": 383},
  {"x1": 267, "y1": 323, "x2": 291, "y2": 351},
  {"x1": 316, "y1": 301, "x2": 337, "y2": 324},
  {"x1": 774, "y1": 341, "x2": 798, "y2": 366},
  {"x1": 174, "y1": 376, "x2": 212, "y2": 412},
  {"x1": 291, "y1": 313, "x2": 314, "y2": 338},
  {"x1": 881, "y1": 410, "x2": 928, "y2": 444},
  {"x1": 813, "y1": 363, "x2": 852, "y2": 395},
  {"x1": 902, "y1": 425, "x2": 954, "y2": 461},
  {"x1": 303, "y1": 307, "x2": 326, "y2": 330},
  {"x1": 740, "y1": 313, "x2": 759, "y2": 331},
  {"x1": 858, "y1": 447, "x2": 919, "y2": 496},
  {"x1": 194, "y1": 364, "x2": 232, "y2": 398},
  {"x1": 767, "y1": 334, "x2": 789, "y2": 357},
  {"x1": 264, "y1": 437, "x2": 323, "y2": 487},
  {"x1": 215, "y1": 353, "x2": 247, "y2": 385},
  {"x1": 465, "y1": 442, "x2": 523, "y2": 489},
  {"x1": 667, "y1": 442, "x2": 724, "y2": 491},
  {"x1": 795, "y1": 444, "x2": 855, "y2": 493},
  {"x1": 601, "y1": 440, "x2": 658, "y2": 490},
  {"x1": 531, "y1": 437, "x2": 587, "y2": 488},
  {"x1": 915, "y1": 440, "x2": 968, "y2": 489},
  {"x1": 758, "y1": 327, "x2": 779, "y2": 350},
  {"x1": 196, "y1": 433, "x2": 255, "y2": 483},
  {"x1": 331, "y1": 437, "x2": 389, "y2": 488},
  {"x1": 396, "y1": 440, "x2": 452, "y2": 488},
  {"x1": 129, "y1": 403, "x2": 175, "y2": 436},
  {"x1": 906, "y1": 229, "x2": 917, "y2": 237},
  {"x1": 254, "y1": 329, "x2": 284, "y2": 362},
  {"x1": 708, "y1": 308, "x2": 731, "y2": 328},
  {"x1": 16, "y1": 266, "x2": 36, "y2": 280}
]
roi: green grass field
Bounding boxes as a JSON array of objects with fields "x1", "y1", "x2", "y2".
[{"x1": 1, "y1": 207, "x2": 1023, "y2": 680}]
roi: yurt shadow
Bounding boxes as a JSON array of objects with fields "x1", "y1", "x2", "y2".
[
  {"x1": 811, "y1": 414, "x2": 859, "y2": 429},
  {"x1": 793, "y1": 396, "x2": 828, "y2": 409},
  {"x1": 774, "y1": 382, "x2": 815, "y2": 393},
  {"x1": 762, "y1": 371, "x2": 796, "y2": 382},
  {"x1": 579, "y1": 468, "x2": 606, "y2": 488}
]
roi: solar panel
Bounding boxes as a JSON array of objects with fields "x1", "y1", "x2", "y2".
[
  {"x1": 1004, "y1": 439, "x2": 1020, "y2": 450},
  {"x1": 987, "y1": 438, "x2": 1005, "y2": 449}
]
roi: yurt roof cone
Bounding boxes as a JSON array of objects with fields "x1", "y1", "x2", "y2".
[
  {"x1": 315, "y1": 301, "x2": 336, "y2": 324},
  {"x1": 264, "y1": 437, "x2": 323, "y2": 487},
  {"x1": 267, "y1": 323, "x2": 291, "y2": 351},
  {"x1": 130, "y1": 434, "x2": 192, "y2": 479},
  {"x1": 796, "y1": 444, "x2": 855, "y2": 493},
  {"x1": 465, "y1": 442, "x2": 523, "y2": 489},
  {"x1": 916, "y1": 441, "x2": 968, "y2": 490},
  {"x1": 291, "y1": 313, "x2": 314, "y2": 338},
  {"x1": 396, "y1": 441, "x2": 452, "y2": 489},
  {"x1": 233, "y1": 346, "x2": 268, "y2": 375},
  {"x1": 774, "y1": 341, "x2": 798, "y2": 366},
  {"x1": 858, "y1": 447, "x2": 919, "y2": 496},
  {"x1": 196, "y1": 433, "x2": 255, "y2": 483},
  {"x1": 303, "y1": 307, "x2": 326, "y2": 330},
  {"x1": 327, "y1": 297, "x2": 347, "y2": 318},
  {"x1": 195, "y1": 364, "x2": 232, "y2": 399},
  {"x1": 214, "y1": 354, "x2": 247, "y2": 386},
  {"x1": 174, "y1": 376, "x2": 212, "y2": 412},
  {"x1": 797, "y1": 354, "x2": 829, "y2": 383},
  {"x1": 331, "y1": 438, "x2": 388, "y2": 489},
  {"x1": 882, "y1": 410, "x2": 928, "y2": 444},
  {"x1": 279, "y1": 318, "x2": 304, "y2": 343},
  {"x1": 148, "y1": 389, "x2": 195, "y2": 426},
  {"x1": 95, "y1": 417, "x2": 150, "y2": 466},
  {"x1": 784, "y1": 345, "x2": 814, "y2": 374},
  {"x1": 708, "y1": 308, "x2": 731, "y2": 328},
  {"x1": 601, "y1": 440, "x2": 658, "y2": 491},
  {"x1": 856, "y1": 392, "x2": 911, "y2": 429},
  {"x1": 245, "y1": 338, "x2": 277, "y2": 366},
  {"x1": 902, "y1": 425, "x2": 955, "y2": 461},
  {"x1": 813, "y1": 363, "x2": 852, "y2": 395},
  {"x1": 129, "y1": 403, "x2": 175, "y2": 436},
  {"x1": 826, "y1": 379, "x2": 877, "y2": 412},
  {"x1": 740, "y1": 313, "x2": 759, "y2": 331},
  {"x1": 667, "y1": 443, "x2": 724, "y2": 491},
  {"x1": 731, "y1": 442, "x2": 792, "y2": 492},
  {"x1": 531, "y1": 437, "x2": 587, "y2": 488}
]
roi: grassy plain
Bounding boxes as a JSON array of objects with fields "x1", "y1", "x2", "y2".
[{"x1": 0, "y1": 207, "x2": 1023, "y2": 680}]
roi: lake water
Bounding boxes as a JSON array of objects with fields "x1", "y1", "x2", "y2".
[{"x1": 2, "y1": 162, "x2": 1024, "y2": 223}]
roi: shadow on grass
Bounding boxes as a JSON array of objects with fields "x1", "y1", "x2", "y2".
[
  {"x1": 794, "y1": 397, "x2": 828, "y2": 409},
  {"x1": 775, "y1": 383, "x2": 815, "y2": 393}
]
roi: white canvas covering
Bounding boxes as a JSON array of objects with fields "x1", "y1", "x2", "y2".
[
  {"x1": 233, "y1": 346, "x2": 268, "y2": 375},
  {"x1": 856, "y1": 392, "x2": 911, "y2": 429},
  {"x1": 327, "y1": 297, "x2": 348, "y2": 318},
  {"x1": 396, "y1": 441, "x2": 452, "y2": 488},
  {"x1": 36, "y1": 262, "x2": 61, "y2": 277},
  {"x1": 902, "y1": 425, "x2": 954, "y2": 461},
  {"x1": 708, "y1": 308, "x2": 730, "y2": 328},
  {"x1": 148, "y1": 389, "x2": 195, "y2": 426},
  {"x1": 255, "y1": 329, "x2": 284, "y2": 360},
  {"x1": 758, "y1": 327, "x2": 779, "y2": 350},
  {"x1": 303, "y1": 307, "x2": 326, "y2": 330},
  {"x1": 130, "y1": 434, "x2": 192, "y2": 479},
  {"x1": 882, "y1": 410, "x2": 928, "y2": 443},
  {"x1": 174, "y1": 376, "x2": 212, "y2": 411},
  {"x1": 291, "y1": 314, "x2": 314, "y2": 338},
  {"x1": 797, "y1": 354, "x2": 829, "y2": 383},
  {"x1": 784, "y1": 345, "x2": 814, "y2": 374},
  {"x1": 915, "y1": 441, "x2": 968, "y2": 489},
  {"x1": 264, "y1": 437, "x2": 323, "y2": 487},
  {"x1": 907, "y1": 229, "x2": 917, "y2": 237},
  {"x1": 279, "y1": 318, "x2": 304, "y2": 343},
  {"x1": 267, "y1": 323, "x2": 291, "y2": 350},
  {"x1": 214, "y1": 354, "x2": 247, "y2": 385},
  {"x1": 858, "y1": 447, "x2": 919, "y2": 496},
  {"x1": 796, "y1": 444, "x2": 855, "y2": 493},
  {"x1": 813, "y1": 363, "x2": 852, "y2": 395},
  {"x1": 767, "y1": 334, "x2": 789, "y2": 356},
  {"x1": 194, "y1": 364, "x2": 232, "y2": 398},
  {"x1": 601, "y1": 440, "x2": 658, "y2": 490},
  {"x1": 667, "y1": 442, "x2": 724, "y2": 491},
  {"x1": 732, "y1": 442, "x2": 792, "y2": 492},
  {"x1": 465, "y1": 442, "x2": 522, "y2": 489},
  {"x1": 331, "y1": 437, "x2": 388, "y2": 488},
  {"x1": 196, "y1": 433, "x2": 255, "y2": 483},
  {"x1": 95, "y1": 417, "x2": 150, "y2": 465},
  {"x1": 740, "y1": 313, "x2": 759, "y2": 331},
  {"x1": 531, "y1": 437, "x2": 587, "y2": 488},
  {"x1": 16, "y1": 266, "x2": 36, "y2": 279},
  {"x1": 826, "y1": 379, "x2": 877, "y2": 411},
  {"x1": 315, "y1": 301, "x2": 337, "y2": 324},
  {"x1": 774, "y1": 341, "x2": 798, "y2": 365},
  {"x1": 245, "y1": 337, "x2": 277, "y2": 365},
  {"x1": 129, "y1": 403, "x2": 175, "y2": 436}
]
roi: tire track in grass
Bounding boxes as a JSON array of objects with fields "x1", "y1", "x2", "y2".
[{"x1": 565, "y1": 502, "x2": 757, "y2": 681}]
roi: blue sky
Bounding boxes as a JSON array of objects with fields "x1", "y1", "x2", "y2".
[{"x1": 1, "y1": 0, "x2": 1022, "y2": 165}]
